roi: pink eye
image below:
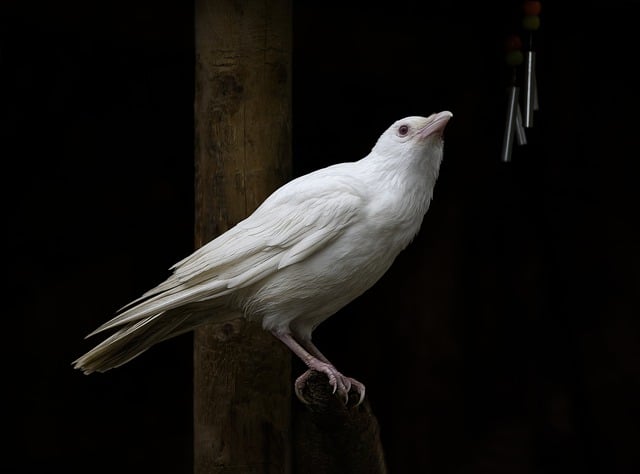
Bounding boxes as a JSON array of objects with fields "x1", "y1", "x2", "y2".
[{"x1": 398, "y1": 124, "x2": 409, "y2": 136}]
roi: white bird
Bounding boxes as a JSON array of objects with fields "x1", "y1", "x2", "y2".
[{"x1": 74, "y1": 111, "x2": 452, "y2": 406}]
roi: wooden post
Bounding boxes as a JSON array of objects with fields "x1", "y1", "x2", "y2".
[
  {"x1": 193, "y1": 1, "x2": 292, "y2": 473},
  {"x1": 294, "y1": 373, "x2": 388, "y2": 474}
]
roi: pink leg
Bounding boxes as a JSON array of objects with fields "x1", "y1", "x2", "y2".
[
  {"x1": 297, "y1": 336, "x2": 366, "y2": 406},
  {"x1": 296, "y1": 336, "x2": 331, "y2": 364},
  {"x1": 272, "y1": 331, "x2": 365, "y2": 406}
]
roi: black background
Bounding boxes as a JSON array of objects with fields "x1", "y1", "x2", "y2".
[{"x1": 4, "y1": 1, "x2": 639, "y2": 473}]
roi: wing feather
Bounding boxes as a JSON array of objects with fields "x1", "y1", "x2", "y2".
[{"x1": 89, "y1": 167, "x2": 366, "y2": 336}]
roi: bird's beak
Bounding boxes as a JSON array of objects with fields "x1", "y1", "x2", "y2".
[{"x1": 420, "y1": 111, "x2": 453, "y2": 138}]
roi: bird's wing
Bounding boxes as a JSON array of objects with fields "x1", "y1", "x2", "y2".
[
  {"x1": 175, "y1": 173, "x2": 365, "y2": 284},
  {"x1": 89, "y1": 170, "x2": 366, "y2": 335}
]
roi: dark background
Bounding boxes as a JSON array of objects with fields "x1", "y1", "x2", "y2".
[{"x1": 4, "y1": 1, "x2": 639, "y2": 473}]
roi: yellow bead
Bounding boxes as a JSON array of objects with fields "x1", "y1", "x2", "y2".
[
  {"x1": 505, "y1": 50, "x2": 524, "y2": 66},
  {"x1": 522, "y1": 15, "x2": 540, "y2": 31}
]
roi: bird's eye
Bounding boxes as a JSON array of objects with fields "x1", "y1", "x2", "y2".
[{"x1": 398, "y1": 124, "x2": 409, "y2": 136}]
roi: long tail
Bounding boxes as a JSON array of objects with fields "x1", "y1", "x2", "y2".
[{"x1": 73, "y1": 301, "x2": 240, "y2": 374}]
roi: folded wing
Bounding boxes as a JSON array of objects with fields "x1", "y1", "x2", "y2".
[{"x1": 88, "y1": 171, "x2": 366, "y2": 337}]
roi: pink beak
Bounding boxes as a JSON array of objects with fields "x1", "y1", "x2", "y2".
[{"x1": 420, "y1": 111, "x2": 453, "y2": 138}]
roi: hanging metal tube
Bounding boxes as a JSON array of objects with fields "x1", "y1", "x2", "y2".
[
  {"x1": 524, "y1": 51, "x2": 536, "y2": 127},
  {"x1": 515, "y1": 104, "x2": 527, "y2": 146},
  {"x1": 501, "y1": 86, "x2": 519, "y2": 162}
]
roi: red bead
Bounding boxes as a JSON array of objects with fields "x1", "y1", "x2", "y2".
[
  {"x1": 505, "y1": 35, "x2": 523, "y2": 52},
  {"x1": 523, "y1": 1, "x2": 541, "y2": 16}
]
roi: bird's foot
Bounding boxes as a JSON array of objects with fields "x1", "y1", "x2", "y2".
[{"x1": 294, "y1": 364, "x2": 366, "y2": 407}]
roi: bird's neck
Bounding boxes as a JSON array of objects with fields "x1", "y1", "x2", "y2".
[
  {"x1": 365, "y1": 147, "x2": 442, "y2": 199},
  {"x1": 362, "y1": 148, "x2": 442, "y2": 242}
]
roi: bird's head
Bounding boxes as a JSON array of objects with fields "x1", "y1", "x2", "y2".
[{"x1": 371, "y1": 112, "x2": 453, "y2": 169}]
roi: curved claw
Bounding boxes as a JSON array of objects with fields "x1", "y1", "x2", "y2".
[
  {"x1": 294, "y1": 367, "x2": 366, "y2": 407},
  {"x1": 294, "y1": 372, "x2": 312, "y2": 404},
  {"x1": 347, "y1": 377, "x2": 366, "y2": 407}
]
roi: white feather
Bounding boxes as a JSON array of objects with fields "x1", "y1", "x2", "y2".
[{"x1": 74, "y1": 112, "x2": 452, "y2": 374}]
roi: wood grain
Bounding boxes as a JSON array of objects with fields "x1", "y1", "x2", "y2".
[{"x1": 194, "y1": 1, "x2": 292, "y2": 472}]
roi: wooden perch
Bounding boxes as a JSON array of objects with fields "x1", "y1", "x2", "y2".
[
  {"x1": 293, "y1": 371, "x2": 388, "y2": 474},
  {"x1": 194, "y1": 2, "x2": 387, "y2": 472},
  {"x1": 194, "y1": 0, "x2": 292, "y2": 472}
]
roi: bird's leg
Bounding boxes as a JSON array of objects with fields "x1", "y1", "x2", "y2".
[
  {"x1": 271, "y1": 331, "x2": 365, "y2": 406},
  {"x1": 272, "y1": 331, "x2": 347, "y2": 400},
  {"x1": 296, "y1": 336, "x2": 330, "y2": 363},
  {"x1": 296, "y1": 335, "x2": 366, "y2": 406}
]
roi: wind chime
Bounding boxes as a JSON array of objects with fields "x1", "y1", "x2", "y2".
[{"x1": 501, "y1": 1, "x2": 542, "y2": 162}]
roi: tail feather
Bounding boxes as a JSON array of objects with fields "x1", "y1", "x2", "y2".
[
  {"x1": 87, "y1": 278, "x2": 232, "y2": 338},
  {"x1": 73, "y1": 303, "x2": 240, "y2": 374}
]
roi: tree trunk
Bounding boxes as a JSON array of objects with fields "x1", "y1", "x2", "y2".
[{"x1": 193, "y1": 1, "x2": 292, "y2": 473}]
